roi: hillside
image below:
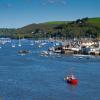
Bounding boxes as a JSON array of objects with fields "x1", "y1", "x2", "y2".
[
  {"x1": 0, "y1": 17, "x2": 100, "y2": 39},
  {"x1": 87, "y1": 17, "x2": 100, "y2": 27},
  {"x1": 87, "y1": 17, "x2": 100, "y2": 23},
  {"x1": 44, "y1": 21, "x2": 70, "y2": 25}
]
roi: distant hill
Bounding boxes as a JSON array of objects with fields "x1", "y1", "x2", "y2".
[
  {"x1": 0, "y1": 17, "x2": 100, "y2": 39},
  {"x1": 16, "y1": 21, "x2": 71, "y2": 36}
]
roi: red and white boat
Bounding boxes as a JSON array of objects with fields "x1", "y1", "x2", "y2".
[{"x1": 64, "y1": 75, "x2": 78, "y2": 85}]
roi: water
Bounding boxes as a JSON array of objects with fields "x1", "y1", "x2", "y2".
[{"x1": 0, "y1": 40, "x2": 100, "y2": 100}]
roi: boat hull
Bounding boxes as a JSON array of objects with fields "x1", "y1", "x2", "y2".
[{"x1": 67, "y1": 79, "x2": 78, "y2": 85}]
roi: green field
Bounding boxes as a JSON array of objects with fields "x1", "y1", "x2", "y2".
[
  {"x1": 44, "y1": 17, "x2": 100, "y2": 26},
  {"x1": 87, "y1": 17, "x2": 100, "y2": 27},
  {"x1": 44, "y1": 21, "x2": 70, "y2": 25},
  {"x1": 87, "y1": 17, "x2": 100, "y2": 23}
]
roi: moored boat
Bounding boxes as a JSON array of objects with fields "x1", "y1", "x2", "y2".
[
  {"x1": 64, "y1": 75, "x2": 78, "y2": 85},
  {"x1": 18, "y1": 50, "x2": 31, "y2": 55}
]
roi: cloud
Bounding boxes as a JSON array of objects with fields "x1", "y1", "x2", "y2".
[{"x1": 42, "y1": 0, "x2": 67, "y2": 5}]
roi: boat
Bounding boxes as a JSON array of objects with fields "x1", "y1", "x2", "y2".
[
  {"x1": 30, "y1": 40, "x2": 34, "y2": 46},
  {"x1": 11, "y1": 40, "x2": 16, "y2": 48},
  {"x1": 41, "y1": 51, "x2": 48, "y2": 55},
  {"x1": 64, "y1": 74, "x2": 78, "y2": 85},
  {"x1": 12, "y1": 44, "x2": 15, "y2": 48},
  {"x1": 18, "y1": 50, "x2": 31, "y2": 55},
  {"x1": 38, "y1": 45, "x2": 42, "y2": 48},
  {"x1": 18, "y1": 36, "x2": 22, "y2": 47}
]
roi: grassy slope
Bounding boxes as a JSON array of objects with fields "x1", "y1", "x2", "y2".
[
  {"x1": 43, "y1": 21, "x2": 70, "y2": 25},
  {"x1": 20, "y1": 17, "x2": 100, "y2": 28},
  {"x1": 42, "y1": 18, "x2": 100, "y2": 26},
  {"x1": 87, "y1": 17, "x2": 100, "y2": 27},
  {"x1": 18, "y1": 17, "x2": 100, "y2": 32}
]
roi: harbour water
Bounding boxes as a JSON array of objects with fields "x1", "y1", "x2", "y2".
[{"x1": 0, "y1": 40, "x2": 100, "y2": 100}]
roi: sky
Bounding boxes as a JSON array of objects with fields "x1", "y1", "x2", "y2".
[{"x1": 0, "y1": 0, "x2": 100, "y2": 28}]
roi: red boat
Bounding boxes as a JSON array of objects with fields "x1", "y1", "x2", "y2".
[{"x1": 64, "y1": 75, "x2": 78, "y2": 85}]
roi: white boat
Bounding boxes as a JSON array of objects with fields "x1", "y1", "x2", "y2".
[
  {"x1": 38, "y1": 45, "x2": 42, "y2": 48},
  {"x1": 48, "y1": 47, "x2": 55, "y2": 51},
  {"x1": 73, "y1": 54, "x2": 91, "y2": 57},
  {"x1": 18, "y1": 43, "x2": 21, "y2": 47},
  {"x1": 11, "y1": 40, "x2": 16, "y2": 48},
  {"x1": 41, "y1": 42, "x2": 47, "y2": 46},
  {"x1": 18, "y1": 36, "x2": 22, "y2": 47},
  {"x1": 12, "y1": 44, "x2": 15, "y2": 48},
  {"x1": 41, "y1": 51, "x2": 49, "y2": 55},
  {"x1": 30, "y1": 41, "x2": 34, "y2": 46},
  {"x1": 0, "y1": 38, "x2": 11, "y2": 45}
]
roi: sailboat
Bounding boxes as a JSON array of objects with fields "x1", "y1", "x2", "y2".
[
  {"x1": 38, "y1": 44, "x2": 42, "y2": 48},
  {"x1": 30, "y1": 40, "x2": 34, "y2": 46},
  {"x1": 18, "y1": 36, "x2": 22, "y2": 47},
  {"x1": 11, "y1": 40, "x2": 16, "y2": 48},
  {"x1": 12, "y1": 44, "x2": 16, "y2": 48}
]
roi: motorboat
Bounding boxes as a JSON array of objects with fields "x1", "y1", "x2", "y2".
[
  {"x1": 41, "y1": 51, "x2": 48, "y2": 55},
  {"x1": 64, "y1": 74, "x2": 78, "y2": 85}
]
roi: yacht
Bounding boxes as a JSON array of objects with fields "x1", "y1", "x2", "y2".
[{"x1": 18, "y1": 36, "x2": 22, "y2": 47}]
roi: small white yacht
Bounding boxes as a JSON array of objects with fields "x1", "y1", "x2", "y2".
[
  {"x1": 18, "y1": 43, "x2": 21, "y2": 47},
  {"x1": 11, "y1": 40, "x2": 16, "y2": 48},
  {"x1": 12, "y1": 44, "x2": 16, "y2": 48},
  {"x1": 18, "y1": 36, "x2": 22, "y2": 47},
  {"x1": 30, "y1": 40, "x2": 34, "y2": 46}
]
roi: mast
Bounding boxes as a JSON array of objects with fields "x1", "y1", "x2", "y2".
[{"x1": 18, "y1": 35, "x2": 21, "y2": 47}]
